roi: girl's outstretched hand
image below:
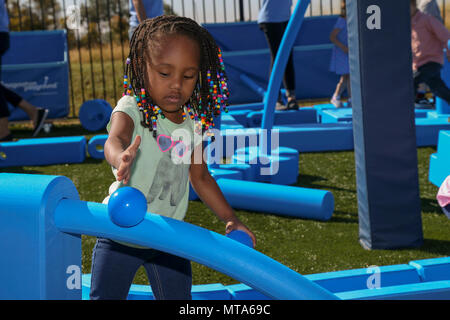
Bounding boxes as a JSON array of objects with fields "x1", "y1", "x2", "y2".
[
  {"x1": 116, "y1": 135, "x2": 141, "y2": 185},
  {"x1": 225, "y1": 218, "x2": 256, "y2": 248}
]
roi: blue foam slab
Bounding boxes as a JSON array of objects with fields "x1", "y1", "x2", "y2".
[
  {"x1": 320, "y1": 108, "x2": 353, "y2": 123},
  {"x1": 436, "y1": 130, "x2": 450, "y2": 161},
  {"x1": 336, "y1": 281, "x2": 450, "y2": 300},
  {"x1": 409, "y1": 257, "x2": 450, "y2": 282},
  {"x1": 87, "y1": 134, "x2": 108, "y2": 159},
  {"x1": 246, "y1": 108, "x2": 317, "y2": 127},
  {"x1": 221, "y1": 113, "x2": 243, "y2": 127},
  {"x1": 428, "y1": 153, "x2": 450, "y2": 187},
  {"x1": 304, "y1": 264, "x2": 420, "y2": 293},
  {"x1": 79, "y1": 99, "x2": 112, "y2": 132},
  {"x1": 276, "y1": 123, "x2": 354, "y2": 152},
  {"x1": 227, "y1": 102, "x2": 264, "y2": 112},
  {"x1": 415, "y1": 117, "x2": 450, "y2": 146},
  {"x1": 208, "y1": 163, "x2": 256, "y2": 181},
  {"x1": 209, "y1": 168, "x2": 244, "y2": 181},
  {"x1": 226, "y1": 283, "x2": 272, "y2": 300},
  {"x1": 226, "y1": 109, "x2": 253, "y2": 127},
  {"x1": 0, "y1": 136, "x2": 86, "y2": 168},
  {"x1": 232, "y1": 146, "x2": 299, "y2": 185}
]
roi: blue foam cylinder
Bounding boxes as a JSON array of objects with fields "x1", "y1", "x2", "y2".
[
  {"x1": 53, "y1": 198, "x2": 337, "y2": 300},
  {"x1": 79, "y1": 99, "x2": 112, "y2": 132},
  {"x1": 217, "y1": 178, "x2": 334, "y2": 221}
]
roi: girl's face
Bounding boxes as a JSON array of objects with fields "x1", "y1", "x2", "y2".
[{"x1": 145, "y1": 34, "x2": 200, "y2": 114}]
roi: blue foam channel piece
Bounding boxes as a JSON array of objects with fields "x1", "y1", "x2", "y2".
[
  {"x1": 53, "y1": 195, "x2": 337, "y2": 299},
  {"x1": 409, "y1": 257, "x2": 450, "y2": 282},
  {"x1": 304, "y1": 264, "x2": 420, "y2": 293},
  {"x1": 336, "y1": 281, "x2": 450, "y2": 300},
  {"x1": 0, "y1": 136, "x2": 86, "y2": 167}
]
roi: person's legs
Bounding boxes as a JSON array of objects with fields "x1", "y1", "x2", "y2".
[
  {"x1": 143, "y1": 250, "x2": 192, "y2": 300},
  {"x1": 420, "y1": 63, "x2": 450, "y2": 104},
  {"x1": 331, "y1": 75, "x2": 347, "y2": 107},
  {"x1": 259, "y1": 22, "x2": 297, "y2": 107},
  {"x1": 89, "y1": 238, "x2": 144, "y2": 300}
]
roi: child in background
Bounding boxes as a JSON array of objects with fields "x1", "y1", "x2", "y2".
[
  {"x1": 437, "y1": 175, "x2": 450, "y2": 219},
  {"x1": 90, "y1": 16, "x2": 256, "y2": 300},
  {"x1": 329, "y1": 0, "x2": 350, "y2": 108},
  {"x1": 411, "y1": 0, "x2": 450, "y2": 106}
]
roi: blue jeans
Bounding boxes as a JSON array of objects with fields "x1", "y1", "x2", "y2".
[{"x1": 90, "y1": 238, "x2": 192, "y2": 300}]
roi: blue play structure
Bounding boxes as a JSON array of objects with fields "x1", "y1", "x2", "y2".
[
  {"x1": 0, "y1": 172, "x2": 449, "y2": 300},
  {"x1": 0, "y1": 0, "x2": 448, "y2": 300},
  {"x1": 2, "y1": 30, "x2": 70, "y2": 120}
]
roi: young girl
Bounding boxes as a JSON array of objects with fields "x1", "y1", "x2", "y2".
[
  {"x1": 329, "y1": 0, "x2": 351, "y2": 108},
  {"x1": 90, "y1": 15, "x2": 256, "y2": 300}
]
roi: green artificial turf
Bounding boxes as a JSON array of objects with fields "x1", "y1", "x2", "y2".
[{"x1": 3, "y1": 121, "x2": 450, "y2": 287}]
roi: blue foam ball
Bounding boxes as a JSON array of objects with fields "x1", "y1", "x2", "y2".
[
  {"x1": 226, "y1": 230, "x2": 253, "y2": 248},
  {"x1": 108, "y1": 186, "x2": 148, "y2": 227}
]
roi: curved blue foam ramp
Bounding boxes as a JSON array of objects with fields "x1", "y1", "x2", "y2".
[
  {"x1": 217, "y1": 178, "x2": 334, "y2": 221},
  {"x1": 54, "y1": 200, "x2": 337, "y2": 300},
  {"x1": 87, "y1": 134, "x2": 108, "y2": 159},
  {"x1": 0, "y1": 136, "x2": 86, "y2": 168},
  {"x1": 79, "y1": 99, "x2": 112, "y2": 132}
]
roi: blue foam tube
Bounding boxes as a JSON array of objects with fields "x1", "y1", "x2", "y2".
[
  {"x1": 54, "y1": 199, "x2": 338, "y2": 300},
  {"x1": 217, "y1": 178, "x2": 334, "y2": 221}
]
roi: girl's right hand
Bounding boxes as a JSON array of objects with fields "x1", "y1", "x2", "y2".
[{"x1": 116, "y1": 135, "x2": 141, "y2": 185}]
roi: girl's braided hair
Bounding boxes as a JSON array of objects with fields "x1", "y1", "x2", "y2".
[{"x1": 123, "y1": 15, "x2": 229, "y2": 138}]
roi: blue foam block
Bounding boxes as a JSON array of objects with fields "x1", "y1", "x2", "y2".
[
  {"x1": 428, "y1": 153, "x2": 449, "y2": 187},
  {"x1": 336, "y1": 281, "x2": 450, "y2": 300},
  {"x1": 320, "y1": 108, "x2": 353, "y2": 123},
  {"x1": 232, "y1": 146, "x2": 299, "y2": 185},
  {"x1": 208, "y1": 163, "x2": 255, "y2": 181},
  {"x1": 87, "y1": 134, "x2": 108, "y2": 159},
  {"x1": 409, "y1": 257, "x2": 450, "y2": 282},
  {"x1": 209, "y1": 168, "x2": 244, "y2": 180},
  {"x1": 415, "y1": 117, "x2": 450, "y2": 146},
  {"x1": 305, "y1": 264, "x2": 420, "y2": 293},
  {"x1": 0, "y1": 173, "x2": 81, "y2": 299},
  {"x1": 436, "y1": 130, "x2": 450, "y2": 161},
  {"x1": 276, "y1": 123, "x2": 354, "y2": 152},
  {"x1": 0, "y1": 136, "x2": 86, "y2": 167}
]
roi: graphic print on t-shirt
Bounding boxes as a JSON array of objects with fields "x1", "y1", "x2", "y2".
[{"x1": 147, "y1": 132, "x2": 189, "y2": 208}]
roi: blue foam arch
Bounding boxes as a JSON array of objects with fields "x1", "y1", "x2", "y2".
[{"x1": 54, "y1": 198, "x2": 338, "y2": 300}]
